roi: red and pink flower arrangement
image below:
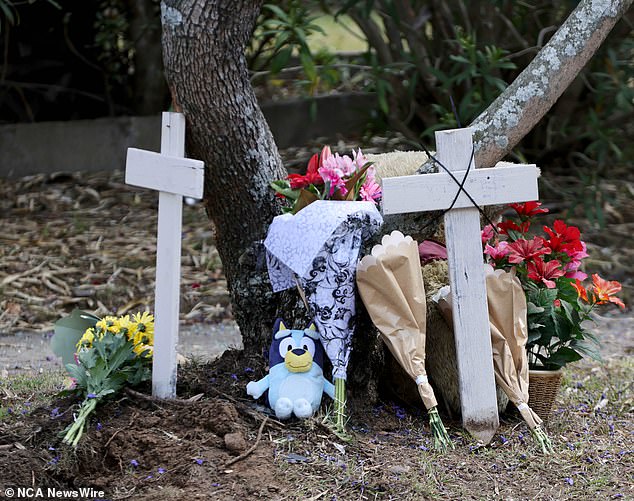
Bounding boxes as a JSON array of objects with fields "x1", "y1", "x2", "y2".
[
  {"x1": 483, "y1": 202, "x2": 624, "y2": 370},
  {"x1": 271, "y1": 146, "x2": 381, "y2": 214}
]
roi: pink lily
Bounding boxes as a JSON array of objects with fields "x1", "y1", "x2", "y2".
[
  {"x1": 481, "y1": 224, "x2": 495, "y2": 243},
  {"x1": 507, "y1": 237, "x2": 550, "y2": 264},
  {"x1": 484, "y1": 241, "x2": 510, "y2": 261}
]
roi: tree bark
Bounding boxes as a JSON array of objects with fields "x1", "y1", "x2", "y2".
[{"x1": 161, "y1": 0, "x2": 288, "y2": 354}]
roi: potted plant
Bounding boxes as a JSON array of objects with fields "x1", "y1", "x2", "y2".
[{"x1": 482, "y1": 202, "x2": 625, "y2": 419}]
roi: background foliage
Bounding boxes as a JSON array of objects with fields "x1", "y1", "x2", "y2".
[{"x1": 0, "y1": 0, "x2": 632, "y2": 176}]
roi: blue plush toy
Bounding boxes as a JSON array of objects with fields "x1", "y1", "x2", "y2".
[{"x1": 246, "y1": 319, "x2": 335, "y2": 420}]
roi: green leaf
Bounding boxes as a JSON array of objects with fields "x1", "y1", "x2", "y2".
[
  {"x1": 570, "y1": 339, "x2": 602, "y2": 362},
  {"x1": 263, "y1": 4, "x2": 290, "y2": 24},
  {"x1": 560, "y1": 299, "x2": 578, "y2": 325},
  {"x1": 506, "y1": 229, "x2": 525, "y2": 241},
  {"x1": 270, "y1": 47, "x2": 292, "y2": 74},
  {"x1": 527, "y1": 330, "x2": 543, "y2": 344},
  {"x1": 51, "y1": 310, "x2": 100, "y2": 366},
  {"x1": 343, "y1": 161, "x2": 373, "y2": 200},
  {"x1": 544, "y1": 347, "x2": 583, "y2": 369},
  {"x1": 300, "y1": 50, "x2": 317, "y2": 81},
  {"x1": 377, "y1": 81, "x2": 389, "y2": 115},
  {"x1": 527, "y1": 301, "x2": 545, "y2": 315},
  {"x1": 0, "y1": 2, "x2": 16, "y2": 26},
  {"x1": 65, "y1": 363, "x2": 88, "y2": 388},
  {"x1": 270, "y1": 180, "x2": 299, "y2": 200}
]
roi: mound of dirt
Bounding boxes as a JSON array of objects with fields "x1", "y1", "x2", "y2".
[{"x1": 0, "y1": 352, "x2": 287, "y2": 500}]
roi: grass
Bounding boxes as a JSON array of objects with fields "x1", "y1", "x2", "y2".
[
  {"x1": 0, "y1": 370, "x2": 66, "y2": 420},
  {"x1": 273, "y1": 356, "x2": 633, "y2": 499},
  {"x1": 308, "y1": 13, "x2": 373, "y2": 53}
]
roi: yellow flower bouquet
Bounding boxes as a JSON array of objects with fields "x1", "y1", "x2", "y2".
[{"x1": 60, "y1": 312, "x2": 154, "y2": 447}]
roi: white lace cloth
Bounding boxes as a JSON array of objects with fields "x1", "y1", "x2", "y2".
[{"x1": 264, "y1": 200, "x2": 383, "y2": 292}]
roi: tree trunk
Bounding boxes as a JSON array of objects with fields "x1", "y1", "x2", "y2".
[{"x1": 161, "y1": 0, "x2": 289, "y2": 355}]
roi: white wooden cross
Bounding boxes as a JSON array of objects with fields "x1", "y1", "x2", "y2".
[
  {"x1": 382, "y1": 128, "x2": 539, "y2": 443},
  {"x1": 125, "y1": 112, "x2": 204, "y2": 398}
]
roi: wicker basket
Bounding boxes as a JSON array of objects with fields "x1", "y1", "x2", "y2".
[{"x1": 528, "y1": 369, "x2": 563, "y2": 423}]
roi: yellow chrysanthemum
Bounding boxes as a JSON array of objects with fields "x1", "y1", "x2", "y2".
[
  {"x1": 117, "y1": 314, "x2": 138, "y2": 341},
  {"x1": 76, "y1": 328, "x2": 95, "y2": 349},
  {"x1": 133, "y1": 328, "x2": 154, "y2": 348},
  {"x1": 133, "y1": 343, "x2": 153, "y2": 358},
  {"x1": 132, "y1": 311, "x2": 154, "y2": 340},
  {"x1": 96, "y1": 316, "x2": 121, "y2": 334}
]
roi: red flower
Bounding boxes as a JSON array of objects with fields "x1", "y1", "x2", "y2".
[
  {"x1": 590, "y1": 274, "x2": 625, "y2": 308},
  {"x1": 507, "y1": 237, "x2": 550, "y2": 264},
  {"x1": 497, "y1": 220, "x2": 530, "y2": 236},
  {"x1": 543, "y1": 220, "x2": 583, "y2": 255},
  {"x1": 510, "y1": 201, "x2": 549, "y2": 217},
  {"x1": 572, "y1": 279, "x2": 589, "y2": 303},
  {"x1": 527, "y1": 257, "x2": 565, "y2": 288},
  {"x1": 286, "y1": 152, "x2": 325, "y2": 189}
]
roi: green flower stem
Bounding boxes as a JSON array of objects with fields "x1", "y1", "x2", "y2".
[
  {"x1": 428, "y1": 407, "x2": 454, "y2": 452},
  {"x1": 530, "y1": 425, "x2": 554, "y2": 454},
  {"x1": 62, "y1": 398, "x2": 98, "y2": 447},
  {"x1": 334, "y1": 378, "x2": 346, "y2": 432}
]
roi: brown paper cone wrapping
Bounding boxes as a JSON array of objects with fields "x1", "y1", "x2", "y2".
[
  {"x1": 436, "y1": 265, "x2": 542, "y2": 429},
  {"x1": 486, "y1": 266, "x2": 542, "y2": 429},
  {"x1": 357, "y1": 231, "x2": 437, "y2": 410}
]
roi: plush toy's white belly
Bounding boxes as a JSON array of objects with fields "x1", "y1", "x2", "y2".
[
  {"x1": 268, "y1": 365, "x2": 324, "y2": 412},
  {"x1": 279, "y1": 374, "x2": 321, "y2": 407}
]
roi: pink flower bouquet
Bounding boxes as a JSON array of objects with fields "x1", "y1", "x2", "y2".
[{"x1": 271, "y1": 146, "x2": 381, "y2": 214}]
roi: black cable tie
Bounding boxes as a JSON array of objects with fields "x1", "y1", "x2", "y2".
[{"x1": 415, "y1": 142, "x2": 498, "y2": 233}]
